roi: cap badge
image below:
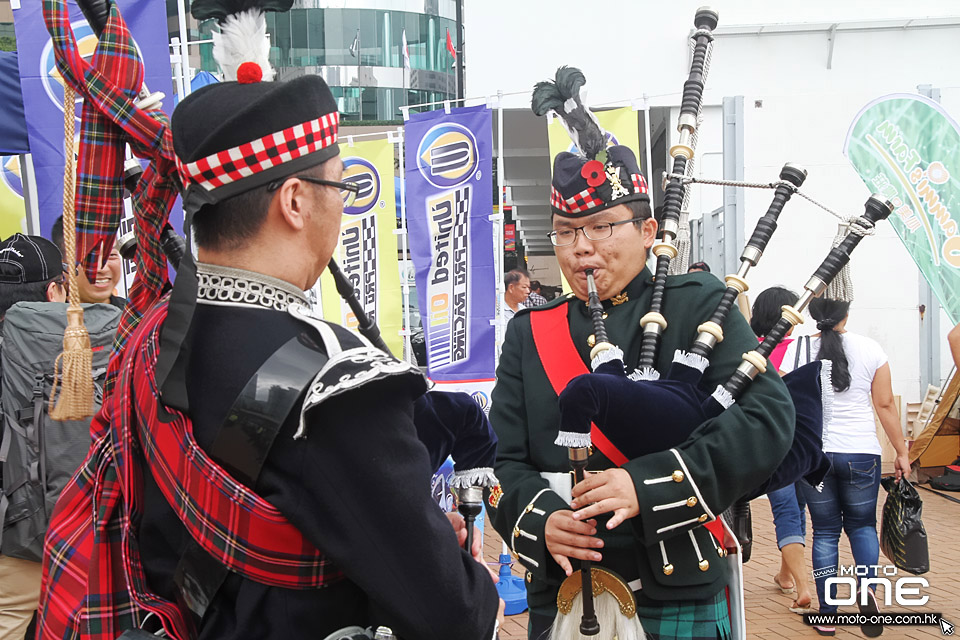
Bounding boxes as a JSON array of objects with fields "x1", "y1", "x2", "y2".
[{"x1": 606, "y1": 164, "x2": 630, "y2": 200}]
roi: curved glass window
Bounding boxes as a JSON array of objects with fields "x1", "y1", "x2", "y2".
[{"x1": 192, "y1": 6, "x2": 457, "y2": 120}]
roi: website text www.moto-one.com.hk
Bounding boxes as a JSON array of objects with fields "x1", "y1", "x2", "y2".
[{"x1": 803, "y1": 612, "x2": 954, "y2": 635}]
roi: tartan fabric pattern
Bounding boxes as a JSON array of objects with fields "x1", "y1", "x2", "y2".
[
  {"x1": 176, "y1": 113, "x2": 340, "y2": 191},
  {"x1": 550, "y1": 173, "x2": 649, "y2": 215},
  {"x1": 38, "y1": 303, "x2": 339, "y2": 640},
  {"x1": 44, "y1": 0, "x2": 174, "y2": 284},
  {"x1": 637, "y1": 588, "x2": 731, "y2": 640},
  {"x1": 73, "y1": 6, "x2": 143, "y2": 282}
]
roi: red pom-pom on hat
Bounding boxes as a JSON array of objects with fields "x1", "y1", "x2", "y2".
[{"x1": 237, "y1": 62, "x2": 263, "y2": 84}]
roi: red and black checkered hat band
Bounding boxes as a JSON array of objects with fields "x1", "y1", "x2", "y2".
[
  {"x1": 551, "y1": 173, "x2": 648, "y2": 216},
  {"x1": 176, "y1": 112, "x2": 340, "y2": 192}
]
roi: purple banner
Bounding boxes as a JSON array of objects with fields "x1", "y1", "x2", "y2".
[
  {"x1": 12, "y1": 0, "x2": 175, "y2": 238},
  {"x1": 405, "y1": 105, "x2": 496, "y2": 381}
]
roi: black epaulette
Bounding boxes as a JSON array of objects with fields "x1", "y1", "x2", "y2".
[{"x1": 287, "y1": 304, "x2": 428, "y2": 438}]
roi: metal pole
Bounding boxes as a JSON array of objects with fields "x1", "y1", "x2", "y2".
[
  {"x1": 171, "y1": 37, "x2": 186, "y2": 101},
  {"x1": 397, "y1": 128, "x2": 414, "y2": 364},
  {"x1": 641, "y1": 94, "x2": 654, "y2": 201},
  {"x1": 20, "y1": 153, "x2": 40, "y2": 235},
  {"x1": 917, "y1": 83, "x2": 943, "y2": 389},
  {"x1": 495, "y1": 92, "x2": 505, "y2": 356},
  {"x1": 176, "y1": 0, "x2": 190, "y2": 96},
  {"x1": 357, "y1": 28, "x2": 362, "y2": 116},
  {"x1": 455, "y1": 0, "x2": 465, "y2": 99}
]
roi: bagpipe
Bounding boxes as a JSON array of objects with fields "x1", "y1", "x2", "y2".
[{"x1": 531, "y1": 8, "x2": 895, "y2": 640}]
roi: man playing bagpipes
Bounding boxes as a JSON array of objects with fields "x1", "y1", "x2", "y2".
[
  {"x1": 486, "y1": 65, "x2": 796, "y2": 639},
  {"x1": 35, "y1": 1, "x2": 501, "y2": 638}
]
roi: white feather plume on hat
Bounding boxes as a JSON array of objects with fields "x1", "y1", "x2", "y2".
[{"x1": 212, "y1": 8, "x2": 275, "y2": 82}]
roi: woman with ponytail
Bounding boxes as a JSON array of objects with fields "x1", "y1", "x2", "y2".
[{"x1": 780, "y1": 297, "x2": 910, "y2": 637}]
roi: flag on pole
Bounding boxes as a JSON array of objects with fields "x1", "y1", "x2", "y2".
[
  {"x1": 446, "y1": 28, "x2": 456, "y2": 60},
  {"x1": 349, "y1": 30, "x2": 360, "y2": 58},
  {"x1": 401, "y1": 29, "x2": 410, "y2": 69}
]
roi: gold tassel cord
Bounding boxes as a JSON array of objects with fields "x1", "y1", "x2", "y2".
[{"x1": 49, "y1": 84, "x2": 95, "y2": 421}]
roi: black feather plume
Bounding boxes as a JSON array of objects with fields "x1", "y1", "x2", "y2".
[
  {"x1": 531, "y1": 66, "x2": 606, "y2": 159},
  {"x1": 554, "y1": 66, "x2": 586, "y2": 101},
  {"x1": 191, "y1": 0, "x2": 294, "y2": 22},
  {"x1": 531, "y1": 80, "x2": 565, "y2": 117}
]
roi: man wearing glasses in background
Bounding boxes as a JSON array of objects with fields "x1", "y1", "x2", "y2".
[{"x1": 488, "y1": 144, "x2": 793, "y2": 639}]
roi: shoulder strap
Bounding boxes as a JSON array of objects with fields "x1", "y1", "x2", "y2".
[
  {"x1": 174, "y1": 333, "x2": 328, "y2": 626},
  {"x1": 529, "y1": 305, "x2": 628, "y2": 466}
]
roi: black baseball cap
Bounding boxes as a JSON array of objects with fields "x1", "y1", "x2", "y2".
[{"x1": 0, "y1": 233, "x2": 64, "y2": 284}]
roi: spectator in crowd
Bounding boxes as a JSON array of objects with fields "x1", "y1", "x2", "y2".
[
  {"x1": 949, "y1": 321, "x2": 960, "y2": 370},
  {"x1": 503, "y1": 269, "x2": 531, "y2": 322},
  {"x1": 525, "y1": 280, "x2": 548, "y2": 307},
  {"x1": 687, "y1": 261, "x2": 711, "y2": 273},
  {"x1": 51, "y1": 215, "x2": 125, "y2": 309},
  {"x1": 752, "y1": 287, "x2": 815, "y2": 615},
  {"x1": 780, "y1": 297, "x2": 910, "y2": 638},
  {"x1": 0, "y1": 234, "x2": 65, "y2": 639}
]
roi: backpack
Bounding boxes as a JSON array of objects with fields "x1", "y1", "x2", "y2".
[{"x1": 0, "y1": 301, "x2": 120, "y2": 561}]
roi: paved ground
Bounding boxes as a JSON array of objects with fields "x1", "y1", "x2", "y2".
[{"x1": 483, "y1": 473, "x2": 959, "y2": 639}]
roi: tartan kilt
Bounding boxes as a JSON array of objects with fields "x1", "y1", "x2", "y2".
[{"x1": 637, "y1": 589, "x2": 732, "y2": 640}]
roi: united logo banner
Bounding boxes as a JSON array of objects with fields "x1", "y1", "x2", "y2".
[
  {"x1": 404, "y1": 105, "x2": 496, "y2": 381},
  {"x1": 318, "y1": 138, "x2": 403, "y2": 356},
  {"x1": 12, "y1": 0, "x2": 173, "y2": 238},
  {"x1": 547, "y1": 106, "x2": 641, "y2": 173},
  {"x1": 844, "y1": 94, "x2": 960, "y2": 323}
]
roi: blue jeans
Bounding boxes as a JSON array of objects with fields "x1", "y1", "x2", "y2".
[
  {"x1": 800, "y1": 453, "x2": 881, "y2": 615},
  {"x1": 767, "y1": 482, "x2": 807, "y2": 549}
]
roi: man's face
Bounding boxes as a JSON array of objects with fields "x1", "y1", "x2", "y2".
[
  {"x1": 553, "y1": 204, "x2": 657, "y2": 301},
  {"x1": 305, "y1": 158, "x2": 346, "y2": 284},
  {"x1": 77, "y1": 247, "x2": 122, "y2": 304},
  {"x1": 506, "y1": 275, "x2": 531, "y2": 305}
]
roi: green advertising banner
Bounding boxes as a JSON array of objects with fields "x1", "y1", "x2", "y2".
[{"x1": 844, "y1": 93, "x2": 960, "y2": 323}]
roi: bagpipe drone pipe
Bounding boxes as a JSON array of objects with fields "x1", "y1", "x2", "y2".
[{"x1": 556, "y1": 193, "x2": 894, "y2": 498}]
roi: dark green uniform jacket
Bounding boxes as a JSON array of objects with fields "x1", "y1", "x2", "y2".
[{"x1": 488, "y1": 268, "x2": 795, "y2": 617}]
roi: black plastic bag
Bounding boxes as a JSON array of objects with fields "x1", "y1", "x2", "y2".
[{"x1": 880, "y1": 477, "x2": 929, "y2": 575}]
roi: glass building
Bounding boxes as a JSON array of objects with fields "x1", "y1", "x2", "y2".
[{"x1": 186, "y1": 0, "x2": 459, "y2": 122}]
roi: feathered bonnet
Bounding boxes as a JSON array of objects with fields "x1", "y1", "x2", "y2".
[
  {"x1": 533, "y1": 66, "x2": 649, "y2": 218},
  {"x1": 172, "y1": 0, "x2": 340, "y2": 219}
]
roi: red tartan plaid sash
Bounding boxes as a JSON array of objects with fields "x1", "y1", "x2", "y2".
[{"x1": 38, "y1": 303, "x2": 338, "y2": 640}]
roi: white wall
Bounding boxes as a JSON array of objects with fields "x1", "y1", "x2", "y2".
[{"x1": 467, "y1": 0, "x2": 960, "y2": 403}]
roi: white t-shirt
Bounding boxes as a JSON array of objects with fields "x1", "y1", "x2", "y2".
[{"x1": 780, "y1": 332, "x2": 888, "y2": 455}]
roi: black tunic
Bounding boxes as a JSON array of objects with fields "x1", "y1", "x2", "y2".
[{"x1": 138, "y1": 302, "x2": 499, "y2": 640}]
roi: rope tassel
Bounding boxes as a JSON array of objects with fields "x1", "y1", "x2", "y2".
[{"x1": 49, "y1": 84, "x2": 95, "y2": 421}]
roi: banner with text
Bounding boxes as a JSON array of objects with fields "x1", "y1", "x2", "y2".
[
  {"x1": 844, "y1": 93, "x2": 960, "y2": 324},
  {"x1": 12, "y1": 0, "x2": 174, "y2": 239},
  {"x1": 318, "y1": 138, "x2": 403, "y2": 356},
  {"x1": 547, "y1": 107, "x2": 641, "y2": 174},
  {"x1": 404, "y1": 105, "x2": 496, "y2": 381}
]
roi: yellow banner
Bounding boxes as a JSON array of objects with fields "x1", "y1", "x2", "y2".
[
  {"x1": 318, "y1": 139, "x2": 403, "y2": 356},
  {"x1": 547, "y1": 107, "x2": 641, "y2": 174},
  {"x1": 0, "y1": 155, "x2": 27, "y2": 238}
]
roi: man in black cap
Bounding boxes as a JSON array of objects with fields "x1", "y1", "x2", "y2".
[
  {"x1": 488, "y1": 69, "x2": 793, "y2": 640},
  {"x1": 37, "y1": 70, "x2": 500, "y2": 639},
  {"x1": 0, "y1": 234, "x2": 66, "y2": 324},
  {"x1": 0, "y1": 234, "x2": 65, "y2": 638}
]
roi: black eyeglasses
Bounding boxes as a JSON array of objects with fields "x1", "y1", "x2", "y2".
[
  {"x1": 267, "y1": 175, "x2": 362, "y2": 207},
  {"x1": 547, "y1": 216, "x2": 646, "y2": 247}
]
